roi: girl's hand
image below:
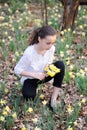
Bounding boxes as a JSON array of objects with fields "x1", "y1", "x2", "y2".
[{"x1": 31, "y1": 72, "x2": 47, "y2": 80}]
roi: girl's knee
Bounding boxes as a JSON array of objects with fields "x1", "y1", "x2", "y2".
[{"x1": 54, "y1": 61, "x2": 65, "y2": 71}]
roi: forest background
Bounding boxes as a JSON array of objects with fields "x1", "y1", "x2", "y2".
[{"x1": 0, "y1": 0, "x2": 87, "y2": 130}]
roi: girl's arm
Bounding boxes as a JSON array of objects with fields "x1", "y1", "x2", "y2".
[{"x1": 20, "y1": 70, "x2": 46, "y2": 80}]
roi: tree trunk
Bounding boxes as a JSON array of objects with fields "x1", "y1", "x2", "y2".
[{"x1": 61, "y1": 0, "x2": 80, "y2": 30}]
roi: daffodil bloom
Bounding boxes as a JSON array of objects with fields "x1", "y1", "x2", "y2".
[
  {"x1": 49, "y1": 64, "x2": 60, "y2": 73},
  {"x1": 79, "y1": 25, "x2": 83, "y2": 29},
  {"x1": 66, "y1": 50, "x2": 71, "y2": 55},
  {"x1": 66, "y1": 60, "x2": 70, "y2": 65},
  {"x1": 0, "y1": 99, "x2": 6, "y2": 105},
  {"x1": 60, "y1": 51, "x2": 64, "y2": 57},
  {"x1": 74, "y1": 120, "x2": 78, "y2": 126},
  {"x1": 32, "y1": 118, "x2": 38, "y2": 124},
  {"x1": 61, "y1": 38, "x2": 64, "y2": 42},
  {"x1": 0, "y1": 16, "x2": 5, "y2": 20},
  {"x1": 4, "y1": 106, "x2": 11, "y2": 112},
  {"x1": 34, "y1": 127, "x2": 41, "y2": 130},
  {"x1": 45, "y1": 64, "x2": 60, "y2": 77},
  {"x1": 66, "y1": 44, "x2": 69, "y2": 48},
  {"x1": 67, "y1": 126, "x2": 73, "y2": 130},
  {"x1": 67, "y1": 104, "x2": 73, "y2": 114},
  {"x1": 69, "y1": 65, "x2": 74, "y2": 70},
  {"x1": 12, "y1": 112, "x2": 17, "y2": 119},
  {"x1": 80, "y1": 95, "x2": 83, "y2": 97},
  {"x1": 27, "y1": 107, "x2": 33, "y2": 113},
  {"x1": 79, "y1": 69, "x2": 85, "y2": 74},
  {"x1": 4, "y1": 88, "x2": 9, "y2": 93},
  {"x1": 81, "y1": 98, "x2": 86, "y2": 103},
  {"x1": 73, "y1": 31, "x2": 76, "y2": 34},
  {"x1": 42, "y1": 100, "x2": 47, "y2": 105},
  {"x1": 78, "y1": 102, "x2": 81, "y2": 107},
  {"x1": 82, "y1": 32, "x2": 85, "y2": 37},
  {"x1": 69, "y1": 72, "x2": 75, "y2": 78},
  {"x1": 21, "y1": 127, "x2": 26, "y2": 130},
  {"x1": 68, "y1": 28, "x2": 71, "y2": 32},
  {"x1": 15, "y1": 51, "x2": 19, "y2": 56},
  {"x1": 60, "y1": 31, "x2": 64, "y2": 35},
  {"x1": 47, "y1": 70, "x2": 55, "y2": 77},
  {"x1": 0, "y1": 116, "x2": 5, "y2": 122},
  {"x1": 64, "y1": 29, "x2": 67, "y2": 32},
  {"x1": 12, "y1": 58, "x2": 16, "y2": 62},
  {"x1": 39, "y1": 94, "x2": 45, "y2": 99},
  {"x1": 85, "y1": 67, "x2": 87, "y2": 71},
  {"x1": 2, "y1": 111, "x2": 8, "y2": 115}
]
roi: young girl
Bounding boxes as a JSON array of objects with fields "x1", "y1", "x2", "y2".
[{"x1": 14, "y1": 25, "x2": 65, "y2": 109}]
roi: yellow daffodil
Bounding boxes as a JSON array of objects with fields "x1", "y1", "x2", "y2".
[
  {"x1": 76, "y1": 72, "x2": 80, "y2": 76},
  {"x1": 66, "y1": 60, "x2": 70, "y2": 65},
  {"x1": 79, "y1": 69, "x2": 85, "y2": 74},
  {"x1": 39, "y1": 94, "x2": 45, "y2": 99},
  {"x1": 66, "y1": 44, "x2": 69, "y2": 48},
  {"x1": 2, "y1": 111, "x2": 8, "y2": 116},
  {"x1": 27, "y1": 107, "x2": 33, "y2": 113},
  {"x1": 60, "y1": 31, "x2": 64, "y2": 35},
  {"x1": 67, "y1": 126, "x2": 73, "y2": 130},
  {"x1": 15, "y1": 82, "x2": 19, "y2": 86},
  {"x1": 12, "y1": 58, "x2": 16, "y2": 62},
  {"x1": 45, "y1": 64, "x2": 60, "y2": 77},
  {"x1": 78, "y1": 102, "x2": 81, "y2": 107},
  {"x1": 68, "y1": 28, "x2": 71, "y2": 32},
  {"x1": 66, "y1": 50, "x2": 70, "y2": 55},
  {"x1": 74, "y1": 120, "x2": 78, "y2": 126},
  {"x1": 15, "y1": 51, "x2": 19, "y2": 56},
  {"x1": 5, "y1": 88, "x2": 9, "y2": 93},
  {"x1": 4, "y1": 106, "x2": 11, "y2": 112},
  {"x1": 0, "y1": 99, "x2": 6, "y2": 105},
  {"x1": 73, "y1": 31, "x2": 76, "y2": 34},
  {"x1": 32, "y1": 118, "x2": 38, "y2": 124},
  {"x1": 47, "y1": 70, "x2": 55, "y2": 77},
  {"x1": 12, "y1": 112, "x2": 17, "y2": 119},
  {"x1": 82, "y1": 32, "x2": 86, "y2": 37},
  {"x1": 64, "y1": 29, "x2": 67, "y2": 32},
  {"x1": 21, "y1": 127, "x2": 26, "y2": 130},
  {"x1": 85, "y1": 67, "x2": 87, "y2": 71},
  {"x1": 69, "y1": 65, "x2": 74, "y2": 70},
  {"x1": 80, "y1": 95, "x2": 83, "y2": 97},
  {"x1": 4, "y1": 3, "x2": 8, "y2": 7},
  {"x1": 69, "y1": 72, "x2": 75, "y2": 78},
  {"x1": 42, "y1": 100, "x2": 47, "y2": 105},
  {"x1": 0, "y1": 116, "x2": 5, "y2": 122},
  {"x1": 34, "y1": 127, "x2": 41, "y2": 130},
  {"x1": 67, "y1": 104, "x2": 73, "y2": 114},
  {"x1": 0, "y1": 16, "x2": 5, "y2": 21},
  {"x1": 60, "y1": 51, "x2": 64, "y2": 57},
  {"x1": 81, "y1": 98, "x2": 86, "y2": 103},
  {"x1": 79, "y1": 25, "x2": 83, "y2": 29},
  {"x1": 49, "y1": 64, "x2": 60, "y2": 73},
  {"x1": 61, "y1": 38, "x2": 64, "y2": 42}
]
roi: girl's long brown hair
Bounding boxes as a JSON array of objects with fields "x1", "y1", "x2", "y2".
[{"x1": 28, "y1": 25, "x2": 57, "y2": 45}]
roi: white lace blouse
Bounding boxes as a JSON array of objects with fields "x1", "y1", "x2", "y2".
[{"x1": 14, "y1": 45, "x2": 55, "y2": 84}]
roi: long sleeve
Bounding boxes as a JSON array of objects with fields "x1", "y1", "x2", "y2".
[{"x1": 14, "y1": 51, "x2": 31, "y2": 76}]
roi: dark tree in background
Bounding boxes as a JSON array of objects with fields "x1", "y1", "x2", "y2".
[{"x1": 60, "y1": 0, "x2": 87, "y2": 30}]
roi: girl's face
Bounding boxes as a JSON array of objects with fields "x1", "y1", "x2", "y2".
[{"x1": 38, "y1": 35, "x2": 56, "y2": 50}]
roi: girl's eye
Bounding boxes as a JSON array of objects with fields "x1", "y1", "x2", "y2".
[
  {"x1": 46, "y1": 42, "x2": 51, "y2": 45},
  {"x1": 46, "y1": 42, "x2": 54, "y2": 45}
]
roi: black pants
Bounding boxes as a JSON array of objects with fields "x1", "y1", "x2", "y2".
[{"x1": 22, "y1": 61, "x2": 65, "y2": 100}]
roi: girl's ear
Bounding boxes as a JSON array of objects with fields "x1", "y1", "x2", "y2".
[{"x1": 38, "y1": 36, "x2": 41, "y2": 42}]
